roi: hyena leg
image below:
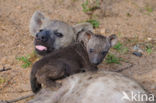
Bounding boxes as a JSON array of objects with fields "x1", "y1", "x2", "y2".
[
  {"x1": 82, "y1": 64, "x2": 98, "y2": 72},
  {"x1": 30, "y1": 66, "x2": 42, "y2": 93},
  {"x1": 36, "y1": 64, "x2": 66, "y2": 89}
]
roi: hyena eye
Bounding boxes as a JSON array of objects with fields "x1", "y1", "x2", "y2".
[
  {"x1": 89, "y1": 49, "x2": 94, "y2": 53},
  {"x1": 101, "y1": 51, "x2": 108, "y2": 55},
  {"x1": 54, "y1": 32, "x2": 63, "y2": 38},
  {"x1": 39, "y1": 29, "x2": 43, "y2": 32}
]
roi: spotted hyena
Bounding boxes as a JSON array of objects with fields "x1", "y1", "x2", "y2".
[
  {"x1": 29, "y1": 11, "x2": 117, "y2": 65},
  {"x1": 28, "y1": 70, "x2": 154, "y2": 103},
  {"x1": 29, "y1": 11, "x2": 93, "y2": 56}
]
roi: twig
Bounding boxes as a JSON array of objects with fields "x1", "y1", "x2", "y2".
[
  {"x1": 0, "y1": 93, "x2": 34, "y2": 103},
  {"x1": 0, "y1": 78, "x2": 12, "y2": 91},
  {"x1": 0, "y1": 67, "x2": 11, "y2": 72},
  {"x1": 114, "y1": 63, "x2": 133, "y2": 72}
]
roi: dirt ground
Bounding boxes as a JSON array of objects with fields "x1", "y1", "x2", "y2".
[{"x1": 0, "y1": 0, "x2": 156, "y2": 102}]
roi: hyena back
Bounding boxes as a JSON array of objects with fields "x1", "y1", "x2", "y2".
[{"x1": 28, "y1": 71, "x2": 149, "y2": 103}]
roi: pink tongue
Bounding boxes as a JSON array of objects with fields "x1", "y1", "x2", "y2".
[{"x1": 36, "y1": 45, "x2": 47, "y2": 51}]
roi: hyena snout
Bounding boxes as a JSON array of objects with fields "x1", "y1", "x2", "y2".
[
  {"x1": 36, "y1": 30, "x2": 50, "y2": 42},
  {"x1": 89, "y1": 54, "x2": 105, "y2": 65},
  {"x1": 35, "y1": 30, "x2": 56, "y2": 56}
]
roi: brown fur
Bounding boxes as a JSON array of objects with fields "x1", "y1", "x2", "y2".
[
  {"x1": 30, "y1": 42, "x2": 97, "y2": 93},
  {"x1": 77, "y1": 30, "x2": 117, "y2": 65},
  {"x1": 30, "y1": 11, "x2": 93, "y2": 56}
]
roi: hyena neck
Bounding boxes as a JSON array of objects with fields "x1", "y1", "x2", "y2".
[
  {"x1": 74, "y1": 42, "x2": 90, "y2": 66},
  {"x1": 76, "y1": 32, "x2": 88, "y2": 48}
]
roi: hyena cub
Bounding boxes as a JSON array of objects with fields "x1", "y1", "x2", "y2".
[
  {"x1": 77, "y1": 30, "x2": 117, "y2": 65},
  {"x1": 30, "y1": 11, "x2": 93, "y2": 56},
  {"x1": 31, "y1": 42, "x2": 97, "y2": 93}
]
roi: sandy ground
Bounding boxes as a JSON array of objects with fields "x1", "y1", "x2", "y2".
[{"x1": 0, "y1": 0, "x2": 156, "y2": 102}]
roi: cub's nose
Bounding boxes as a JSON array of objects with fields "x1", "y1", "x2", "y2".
[
  {"x1": 93, "y1": 61, "x2": 100, "y2": 65},
  {"x1": 36, "y1": 30, "x2": 49, "y2": 42},
  {"x1": 91, "y1": 56, "x2": 103, "y2": 65}
]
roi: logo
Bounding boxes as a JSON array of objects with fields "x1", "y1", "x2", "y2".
[{"x1": 122, "y1": 91, "x2": 155, "y2": 102}]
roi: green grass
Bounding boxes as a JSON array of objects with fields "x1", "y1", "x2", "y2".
[
  {"x1": 126, "y1": 13, "x2": 132, "y2": 17},
  {"x1": 87, "y1": 19, "x2": 100, "y2": 28},
  {"x1": 72, "y1": 0, "x2": 77, "y2": 2},
  {"x1": 113, "y1": 42, "x2": 123, "y2": 50},
  {"x1": 81, "y1": 0, "x2": 90, "y2": 13},
  {"x1": 0, "y1": 77, "x2": 5, "y2": 84},
  {"x1": 113, "y1": 42, "x2": 129, "y2": 54},
  {"x1": 118, "y1": 32, "x2": 122, "y2": 37},
  {"x1": 16, "y1": 55, "x2": 32, "y2": 68},
  {"x1": 82, "y1": 0, "x2": 100, "y2": 28},
  {"x1": 145, "y1": 6, "x2": 153, "y2": 13},
  {"x1": 81, "y1": 0, "x2": 100, "y2": 13},
  {"x1": 121, "y1": 47, "x2": 129, "y2": 54},
  {"x1": 146, "y1": 44, "x2": 152, "y2": 54},
  {"x1": 105, "y1": 53, "x2": 122, "y2": 64},
  {"x1": 16, "y1": 51, "x2": 38, "y2": 68}
]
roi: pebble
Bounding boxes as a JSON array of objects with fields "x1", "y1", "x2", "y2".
[
  {"x1": 133, "y1": 44, "x2": 140, "y2": 51},
  {"x1": 133, "y1": 44, "x2": 143, "y2": 57},
  {"x1": 151, "y1": 85, "x2": 156, "y2": 90},
  {"x1": 138, "y1": 49, "x2": 143, "y2": 53},
  {"x1": 132, "y1": 51, "x2": 142, "y2": 57},
  {"x1": 147, "y1": 37, "x2": 152, "y2": 41},
  {"x1": 100, "y1": 28, "x2": 105, "y2": 34}
]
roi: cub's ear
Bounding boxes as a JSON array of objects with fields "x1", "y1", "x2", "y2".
[
  {"x1": 77, "y1": 30, "x2": 94, "y2": 44},
  {"x1": 29, "y1": 11, "x2": 46, "y2": 36},
  {"x1": 85, "y1": 31, "x2": 94, "y2": 41},
  {"x1": 73, "y1": 22, "x2": 93, "y2": 35},
  {"x1": 108, "y1": 34, "x2": 117, "y2": 47}
]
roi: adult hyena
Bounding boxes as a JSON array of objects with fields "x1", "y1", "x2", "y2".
[
  {"x1": 28, "y1": 70, "x2": 155, "y2": 103},
  {"x1": 29, "y1": 11, "x2": 93, "y2": 56}
]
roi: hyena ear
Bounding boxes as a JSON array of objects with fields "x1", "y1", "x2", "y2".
[
  {"x1": 73, "y1": 22, "x2": 93, "y2": 35},
  {"x1": 29, "y1": 11, "x2": 46, "y2": 37},
  {"x1": 85, "y1": 31, "x2": 94, "y2": 41},
  {"x1": 76, "y1": 30, "x2": 93, "y2": 45},
  {"x1": 108, "y1": 34, "x2": 117, "y2": 47}
]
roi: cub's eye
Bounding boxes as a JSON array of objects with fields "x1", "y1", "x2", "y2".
[
  {"x1": 101, "y1": 51, "x2": 108, "y2": 55},
  {"x1": 39, "y1": 29, "x2": 43, "y2": 32},
  {"x1": 54, "y1": 32, "x2": 63, "y2": 38},
  {"x1": 89, "y1": 49, "x2": 94, "y2": 53}
]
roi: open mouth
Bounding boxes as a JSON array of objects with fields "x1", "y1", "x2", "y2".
[{"x1": 35, "y1": 45, "x2": 47, "y2": 51}]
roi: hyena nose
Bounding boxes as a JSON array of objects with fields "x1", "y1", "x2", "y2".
[
  {"x1": 92, "y1": 58, "x2": 100, "y2": 65},
  {"x1": 36, "y1": 30, "x2": 49, "y2": 42},
  {"x1": 94, "y1": 61, "x2": 100, "y2": 65},
  {"x1": 92, "y1": 56, "x2": 103, "y2": 65}
]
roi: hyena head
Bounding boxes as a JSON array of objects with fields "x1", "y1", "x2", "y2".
[
  {"x1": 29, "y1": 11, "x2": 93, "y2": 56},
  {"x1": 77, "y1": 31, "x2": 117, "y2": 65}
]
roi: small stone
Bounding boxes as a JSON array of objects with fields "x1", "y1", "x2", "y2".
[
  {"x1": 147, "y1": 37, "x2": 152, "y2": 41},
  {"x1": 100, "y1": 28, "x2": 106, "y2": 34},
  {"x1": 133, "y1": 45, "x2": 143, "y2": 53},
  {"x1": 138, "y1": 49, "x2": 143, "y2": 53},
  {"x1": 16, "y1": 6, "x2": 22, "y2": 9},
  {"x1": 133, "y1": 44, "x2": 139, "y2": 51},
  {"x1": 133, "y1": 51, "x2": 142, "y2": 57},
  {"x1": 151, "y1": 85, "x2": 156, "y2": 90}
]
